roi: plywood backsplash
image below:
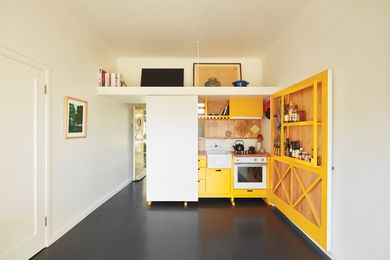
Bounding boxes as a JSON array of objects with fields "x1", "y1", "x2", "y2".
[{"x1": 204, "y1": 119, "x2": 262, "y2": 138}]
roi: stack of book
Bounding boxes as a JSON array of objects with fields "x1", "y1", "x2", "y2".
[{"x1": 99, "y1": 69, "x2": 122, "y2": 87}]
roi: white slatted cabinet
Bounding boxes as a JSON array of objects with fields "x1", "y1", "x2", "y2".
[{"x1": 146, "y1": 96, "x2": 198, "y2": 202}]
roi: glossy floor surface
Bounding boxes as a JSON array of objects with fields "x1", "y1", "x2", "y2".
[{"x1": 33, "y1": 179, "x2": 329, "y2": 260}]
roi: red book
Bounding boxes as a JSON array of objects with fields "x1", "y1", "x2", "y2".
[{"x1": 100, "y1": 69, "x2": 107, "y2": 87}]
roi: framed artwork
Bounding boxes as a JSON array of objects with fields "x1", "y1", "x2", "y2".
[
  {"x1": 64, "y1": 96, "x2": 88, "y2": 139},
  {"x1": 193, "y1": 63, "x2": 242, "y2": 86}
]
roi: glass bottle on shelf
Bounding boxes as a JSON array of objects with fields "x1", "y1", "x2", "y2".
[
  {"x1": 309, "y1": 148, "x2": 314, "y2": 163},
  {"x1": 317, "y1": 149, "x2": 321, "y2": 165},
  {"x1": 273, "y1": 136, "x2": 280, "y2": 155},
  {"x1": 291, "y1": 105, "x2": 299, "y2": 122},
  {"x1": 288, "y1": 102, "x2": 293, "y2": 122},
  {"x1": 298, "y1": 105, "x2": 306, "y2": 121},
  {"x1": 285, "y1": 138, "x2": 290, "y2": 156},
  {"x1": 284, "y1": 103, "x2": 289, "y2": 122},
  {"x1": 299, "y1": 148, "x2": 303, "y2": 160}
]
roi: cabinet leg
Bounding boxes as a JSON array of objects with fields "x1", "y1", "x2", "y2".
[
  {"x1": 147, "y1": 201, "x2": 152, "y2": 208},
  {"x1": 184, "y1": 201, "x2": 188, "y2": 207},
  {"x1": 230, "y1": 198, "x2": 235, "y2": 207}
]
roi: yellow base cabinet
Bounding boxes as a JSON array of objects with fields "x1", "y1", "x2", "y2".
[
  {"x1": 206, "y1": 168, "x2": 231, "y2": 195},
  {"x1": 198, "y1": 156, "x2": 206, "y2": 168},
  {"x1": 198, "y1": 179, "x2": 206, "y2": 195},
  {"x1": 198, "y1": 156, "x2": 207, "y2": 196},
  {"x1": 198, "y1": 167, "x2": 206, "y2": 180},
  {"x1": 198, "y1": 167, "x2": 206, "y2": 195},
  {"x1": 233, "y1": 189, "x2": 267, "y2": 198},
  {"x1": 199, "y1": 168, "x2": 231, "y2": 198}
]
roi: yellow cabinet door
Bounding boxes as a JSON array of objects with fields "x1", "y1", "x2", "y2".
[
  {"x1": 205, "y1": 169, "x2": 231, "y2": 195},
  {"x1": 230, "y1": 97, "x2": 263, "y2": 118},
  {"x1": 198, "y1": 168, "x2": 206, "y2": 180},
  {"x1": 198, "y1": 157, "x2": 207, "y2": 168},
  {"x1": 198, "y1": 179, "x2": 206, "y2": 195}
]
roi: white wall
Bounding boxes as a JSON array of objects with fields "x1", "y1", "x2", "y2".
[
  {"x1": 261, "y1": 0, "x2": 390, "y2": 259},
  {"x1": 117, "y1": 57, "x2": 262, "y2": 86},
  {"x1": 0, "y1": 0, "x2": 131, "y2": 244}
]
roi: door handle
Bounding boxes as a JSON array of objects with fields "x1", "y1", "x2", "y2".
[
  {"x1": 216, "y1": 169, "x2": 222, "y2": 172},
  {"x1": 247, "y1": 190, "x2": 253, "y2": 192}
]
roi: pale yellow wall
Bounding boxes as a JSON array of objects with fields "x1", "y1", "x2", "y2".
[
  {"x1": 262, "y1": 0, "x2": 390, "y2": 259},
  {"x1": 117, "y1": 57, "x2": 262, "y2": 86},
  {"x1": 0, "y1": 0, "x2": 131, "y2": 243}
]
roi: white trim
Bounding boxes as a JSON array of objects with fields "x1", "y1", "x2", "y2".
[
  {"x1": 326, "y1": 69, "x2": 333, "y2": 251},
  {"x1": 98, "y1": 86, "x2": 282, "y2": 104},
  {"x1": 0, "y1": 45, "x2": 50, "y2": 71},
  {"x1": 49, "y1": 179, "x2": 131, "y2": 245},
  {"x1": 327, "y1": 252, "x2": 342, "y2": 260},
  {"x1": 0, "y1": 45, "x2": 52, "y2": 249},
  {"x1": 132, "y1": 105, "x2": 136, "y2": 182},
  {"x1": 45, "y1": 67, "x2": 52, "y2": 247}
]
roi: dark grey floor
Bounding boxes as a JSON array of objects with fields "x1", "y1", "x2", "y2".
[{"x1": 32, "y1": 179, "x2": 329, "y2": 260}]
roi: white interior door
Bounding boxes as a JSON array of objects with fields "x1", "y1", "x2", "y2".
[
  {"x1": 146, "y1": 96, "x2": 198, "y2": 202},
  {"x1": 0, "y1": 53, "x2": 46, "y2": 260}
]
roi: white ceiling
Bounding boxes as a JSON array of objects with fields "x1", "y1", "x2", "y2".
[{"x1": 72, "y1": 0, "x2": 310, "y2": 57}]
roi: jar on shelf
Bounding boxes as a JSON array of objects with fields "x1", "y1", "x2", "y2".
[{"x1": 204, "y1": 77, "x2": 221, "y2": 87}]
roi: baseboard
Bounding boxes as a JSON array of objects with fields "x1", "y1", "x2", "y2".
[
  {"x1": 272, "y1": 206, "x2": 333, "y2": 259},
  {"x1": 327, "y1": 252, "x2": 341, "y2": 260},
  {"x1": 49, "y1": 179, "x2": 131, "y2": 245}
]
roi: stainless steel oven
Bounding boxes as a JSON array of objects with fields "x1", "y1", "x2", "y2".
[{"x1": 234, "y1": 157, "x2": 267, "y2": 189}]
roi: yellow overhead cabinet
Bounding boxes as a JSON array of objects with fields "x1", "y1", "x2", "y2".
[{"x1": 229, "y1": 97, "x2": 263, "y2": 119}]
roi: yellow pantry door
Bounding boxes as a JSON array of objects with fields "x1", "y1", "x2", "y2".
[{"x1": 270, "y1": 70, "x2": 331, "y2": 250}]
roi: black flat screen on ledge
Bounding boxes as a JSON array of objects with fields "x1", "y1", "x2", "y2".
[{"x1": 141, "y1": 68, "x2": 184, "y2": 87}]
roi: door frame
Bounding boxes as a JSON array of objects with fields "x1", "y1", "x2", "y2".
[
  {"x1": 132, "y1": 105, "x2": 136, "y2": 181},
  {"x1": 0, "y1": 45, "x2": 51, "y2": 247},
  {"x1": 132, "y1": 104, "x2": 147, "y2": 181}
]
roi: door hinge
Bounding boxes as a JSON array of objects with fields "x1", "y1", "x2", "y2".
[
  {"x1": 45, "y1": 217, "x2": 48, "y2": 227},
  {"x1": 44, "y1": 84, "x2": 47, "y2": 95}
]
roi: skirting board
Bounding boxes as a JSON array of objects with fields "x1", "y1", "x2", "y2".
[
  {"x1": 272, "y1": 205, "x2": 332, "y2": 259},
  {"x1": 49, "y1": 179, "x2": 131, "y2": 245}
]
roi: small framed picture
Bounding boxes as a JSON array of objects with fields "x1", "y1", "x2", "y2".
[
  {"x1": 64, "y1": 96, "x2": 88, "y2": 139},
  {"x1": 193, "y1": 63, "x2": 242, "y2": 86}
]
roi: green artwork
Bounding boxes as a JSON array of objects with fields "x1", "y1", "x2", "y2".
[{"x1": 68, "y1": 103, "x2": 84, "y2": 133}]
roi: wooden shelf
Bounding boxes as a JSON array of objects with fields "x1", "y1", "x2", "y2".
[
  {"x1": 282, "y1": 121, "x2": 322, "y2": 127},
  {"x1": 272, "y1": 154, "x2": 320, "y2": 168},
  {"x1": 98, "y1": 86, "x2": 281, "y2": 104}
]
